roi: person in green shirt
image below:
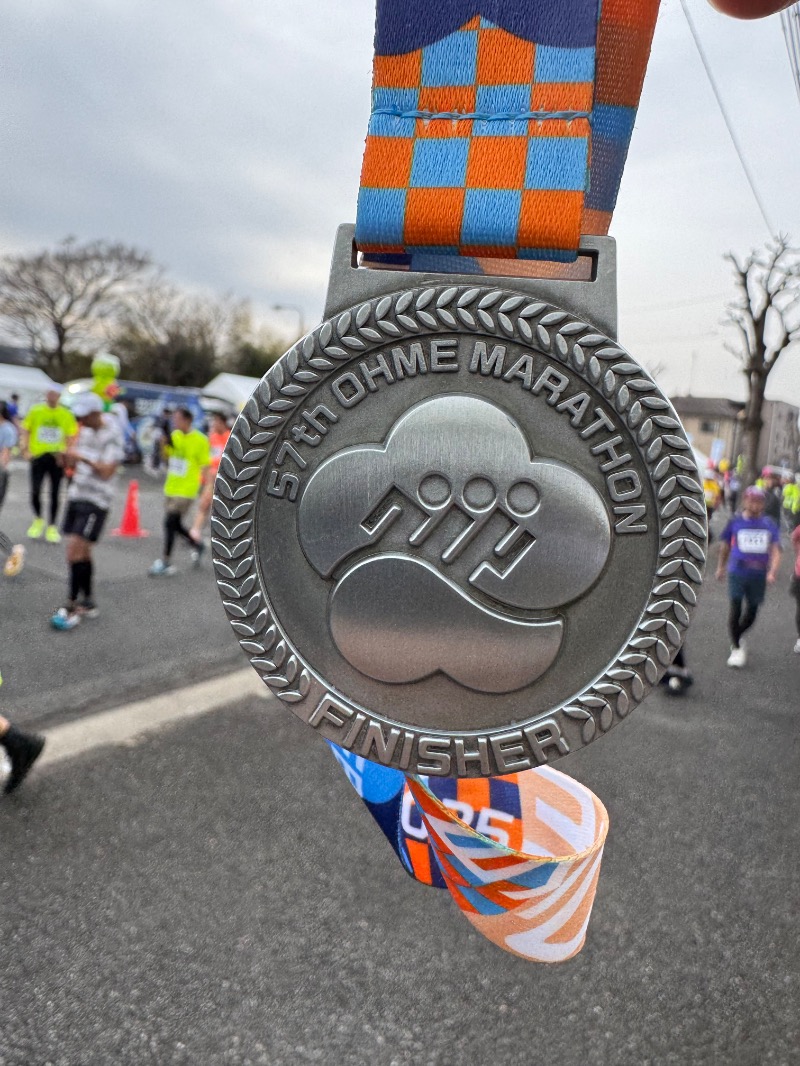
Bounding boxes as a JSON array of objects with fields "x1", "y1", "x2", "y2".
[
  {"x1": 782, "y1": 477, "x2": 800, "y2": 531},
  {"x1": 149, "y1": 407, "x2": 211, "y2": 576},
  {"x1": 19, "y1": 388, "x2": 78, "y2": 543}
]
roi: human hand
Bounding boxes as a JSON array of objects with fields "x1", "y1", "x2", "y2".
[
  {"x1": 715, "y1": 566, "x2": 725, "y2": 581},
  {"x1": 766, "y1": 571, "x2": 777, "y2": 585},
  {"x1": 709, "y1": 0, "x2": 795, "y2": 17}
]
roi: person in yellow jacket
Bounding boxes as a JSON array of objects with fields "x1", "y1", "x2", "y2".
[
  {"x1": 782, "y1": 477, "x2": 800, "y2": 531},
  {"x1": 19, "y1": 388, "x2": 78, "y2": 543},
  {"x1": 148, "y1": 407, "x2": 210, "y2": 576}
]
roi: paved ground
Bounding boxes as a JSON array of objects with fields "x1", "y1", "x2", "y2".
[
  {"x1": 0, "y1": 464, "x2": 240, "y2": 725},
  {"x1": 1, "y1": 472, "x2": 798, "y2": 1064}
]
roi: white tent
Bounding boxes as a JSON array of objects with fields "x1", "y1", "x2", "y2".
[
  {"x1": 200, "y1": 373, "x2": 260, "y2": 414},
  {"x1": 692, "y1": 446, "x2": 710, "y2": 473},
  {"x1": 0, "y1": 363, "x2": 62, "y2": 414}
]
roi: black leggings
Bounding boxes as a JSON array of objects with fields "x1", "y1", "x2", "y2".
[
  {"x1": 164, "y1": 511, "x2": 195, "y2": 560},
  {"x1": 729, "y1": 597, "x2": 760, "y2": 649},
  {"x1": 30, "y1": 453, "x2": 64, "y2": 524},
  {"x1": 792, "y1": 578, "x2": 800, "y2": 639},
  {"x1": 0, "y1": 468, "x2": 8, "y2": 514}
]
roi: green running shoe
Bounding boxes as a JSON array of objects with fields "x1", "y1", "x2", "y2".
[{"x1": 26, "y1": 517, "x2": 45, "y2": 539}]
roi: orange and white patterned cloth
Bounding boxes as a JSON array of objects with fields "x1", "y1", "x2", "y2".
[{"x1": 330, "y1": 746, "x2": 608, "y2": 963}]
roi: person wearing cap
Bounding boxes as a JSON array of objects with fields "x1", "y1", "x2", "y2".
[
  {"x1": 19, "y1": 387, "x2": 78, "y2": 543},
  {"x1": 50, "y1": 392, "x2": 124, "y2": 631},
  {"x1": 716, "y1": 486, "x2": 782, "y2": 668}
]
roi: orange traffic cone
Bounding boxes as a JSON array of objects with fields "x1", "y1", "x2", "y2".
[{"x1": 112, "y1": 480, "x2": 149, "y2": 537}]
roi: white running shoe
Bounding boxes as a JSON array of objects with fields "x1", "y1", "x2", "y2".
[
  {"x1": 51, "y1": 606, "x2": 80, "y2": 631},
  {"x1": 727, "y1": 645, "x2": 746, "y2": 668},
  {"x1": 149, "y1": 559, "x2": 176, "y2": 577},
  {"x1": 794, "y1": 638, "x2": 800, "y2": 654}
]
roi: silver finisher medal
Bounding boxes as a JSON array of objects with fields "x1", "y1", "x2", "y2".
[{"x1": 213, "y1": 229, "x2": 707, "y2": 777}]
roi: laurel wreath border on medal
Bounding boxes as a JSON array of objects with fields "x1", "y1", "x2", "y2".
[{"x1": 211, "y1": 285, "x2": 707, "y2": 765}]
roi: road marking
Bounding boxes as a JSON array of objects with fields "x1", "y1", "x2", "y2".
[{"x1": 36, "y1": 668, "x2": 272, "y2": 769}]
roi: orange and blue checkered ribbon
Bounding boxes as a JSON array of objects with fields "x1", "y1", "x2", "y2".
[
  {"x1": 339, "y1": 0, "x2": 660, "y2": 962},
  {"x1": 355, "y1": 0, "x2": 660, "y2": 271}
]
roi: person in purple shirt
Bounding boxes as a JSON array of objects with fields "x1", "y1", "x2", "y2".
[{"x1": 716, "y1": 486, "x2": 782, "y2": 667}]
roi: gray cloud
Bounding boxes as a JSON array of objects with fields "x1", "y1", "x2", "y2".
[{"x1": 1, "y1": 0, "x2": 798, "y2": 402}]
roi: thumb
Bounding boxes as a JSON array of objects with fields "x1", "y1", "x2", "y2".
[{"x1": 708, "y1": 0, "x2": 795, "y2": 18}]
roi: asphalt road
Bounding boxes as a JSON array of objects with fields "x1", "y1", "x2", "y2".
[
  {"x1": 1, "y1": 470, "x2": 799, "y2": 1064},
  {"x1": 0, "y1": 464, "x2": 240, "y2": 726}
]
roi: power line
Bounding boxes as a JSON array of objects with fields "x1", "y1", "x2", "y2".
[
  {"x1": 780, "y1": 4, "x2": 800, "y2": 106},
  {"x1": 679, "y1": 0, "x2": 775, "y2": 237}
]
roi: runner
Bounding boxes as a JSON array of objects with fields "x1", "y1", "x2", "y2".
[
  {"x1": 19, "y1": 387, "x2": 78, "y2": 543},
  {"x1": 783, "y1": 475, "x2": 800, "y2": 531},
  {"x1": 188, "y1": 412, "x2": 230, "y2": 548},
  {"x1": 50, "y1": 392, "x2": 124, "y2": 631},
  {"x1": 5, "y1": 394, "x2": 20, "y2": 427},
  {"x1": 726, "y1": 469, "x2": 742, "y2": 514},
  {"x1": 149, "y1": 407, "x2": 210, "y2": 576},
  {"x1": 0, "y1": 403, "x2": 25, "y2": 577},
  {"x1": 791, "y1": 521, "x2": 800, "y2": 654},
  {"x1": 703, "y1": 464, "x2": 723, "y2": 542},
  {"x1": 0, "y1": 401, "x2": 16, "y2": 515},
  {"x1": 659, "y1": 647, "x2": 694, "y2": 696},
  {"x1": 0, "y1": 671, "x2": 45, "y2": 795},
  {"x1": 716, "y1": 486, "x2": 782, "y2": 668},
  {"x1": 760, "y1": 471, "x2": 783, "y2": 526}
]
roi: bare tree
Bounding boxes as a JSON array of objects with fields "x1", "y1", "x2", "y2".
[
  {"x1": 223, "y1": 301, "x2": 285, "y2": 378},
  {"x1": 111, "y1": 278, "x2": 237, "y2": 387},
  {"x1": 0, "y1": 237, "x2": 153, "y2": 376},
  {"x1": 724, "y1": 236, "x2": 800, "y2": 484}
]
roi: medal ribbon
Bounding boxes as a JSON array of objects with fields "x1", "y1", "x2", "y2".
[
  {"x1": 355, "y1": 0, "x2": 660, "y2": 271},
  {"x1": 338, "y1": 0, "x2": 660, "y2": 962}
]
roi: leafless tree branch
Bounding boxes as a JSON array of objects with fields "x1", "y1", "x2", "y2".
[{"x1": 722, "y1": 237, "x2": 800, "y2": 483}]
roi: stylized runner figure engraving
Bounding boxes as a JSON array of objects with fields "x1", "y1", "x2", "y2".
[{"x1": 298, "y1": 394, "x2": 611, "y2": 692}]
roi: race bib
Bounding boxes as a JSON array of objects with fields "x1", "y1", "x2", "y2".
[
  {"x1": 168, "y1": 457, "x2": 189, "y2": 478},
  {"x1": 737, "y1": 529, "x2": 770, "y2": 554},
  {"x1": 211, "y1": 445, "x2": 224, "y2": 459},
  {"x1": 37, "y1": 427, "x2": 63, "y2": 445}
]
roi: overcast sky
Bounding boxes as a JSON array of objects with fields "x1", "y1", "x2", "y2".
[{"x1": 2, "y1": 0, "x2": 799, "y2": 404}]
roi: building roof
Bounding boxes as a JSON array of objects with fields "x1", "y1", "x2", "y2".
[
  {"x1": 670, "y1": 396, "x2": 745, "y2": 419},
  {"x1": 0, "y1": 344, "x2": 35, "y2": 366}
]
